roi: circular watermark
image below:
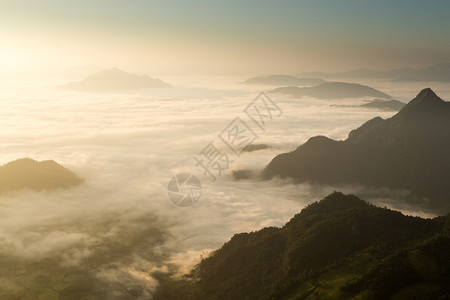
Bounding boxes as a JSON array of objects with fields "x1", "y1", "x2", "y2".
[{"x1": 167, "y1": 173, "x2": 202, "y2": 207}]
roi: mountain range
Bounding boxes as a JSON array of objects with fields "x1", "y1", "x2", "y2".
[
  {"x1": 0, "y1": 158, "x2": 83, "y2": 193},
  {"x1": 154, "y1": 192, "x2": 450, "y2": 300},
  {"x1": 297, "y1": 62, "x2": 450, "y2": 82},
  {"x1": 241, "y1": 75, "x2": 325, "y2": 86},
  {"x1": 57, "y1": 68, "x2": 171, "y2": 92},
  {"x1": 270, "y1": 82, "x2": 391, "y2": 99},
  {"x1": 264, "y1": 88, "x2": 450, "y2": 214}
]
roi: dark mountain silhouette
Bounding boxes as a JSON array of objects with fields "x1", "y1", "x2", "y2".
[
  {"x1": 154, "y1": 192, "x2": 450, "y2": 300},
  {"x1": 57, "y1": 68, "x2": 171, "y2": 92},
  {"x1": 241, "y1": 75, "x2": 325, "y2": 86},
  {"x1": 264, "y1": 88, "x2": 450, "y2": 213},
  {"x1": 270, "y1": 82, "x2": 391, "y2": 99},
  {"x1": 0, "y1": 158, "x2": 83, "y2": 193},
  {"x1": 297, "y1": 62, "x2": 450, "y2": 82}
]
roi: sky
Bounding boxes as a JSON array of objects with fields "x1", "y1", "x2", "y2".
[{"x1": 1, "y1": 0, "x2": 450, "y2": 75}]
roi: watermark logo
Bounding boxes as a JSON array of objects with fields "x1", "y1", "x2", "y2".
[
  {"x1": 167, "y1": 173, "x2": 202, "y2": 207},
  {"x1": 167, "y1": 92, "x2": 282, "y2": 206},
  {"x1": 219, "y1": 117, "x2": 258, "y2": 156},
  {"x1": 194, "y1": 92, "x2": 282, "y2": 182},
  {"x1": 244, "y1": 91, "x2": 282, "y2": 131}
]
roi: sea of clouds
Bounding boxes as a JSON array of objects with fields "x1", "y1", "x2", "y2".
[{"x1": 0, "y1": 75, "x2": 446, "y2": 298}]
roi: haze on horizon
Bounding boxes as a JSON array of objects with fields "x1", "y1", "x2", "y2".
[{"x1": 2, "y1": 0, "x2": 450, "y2": 76}]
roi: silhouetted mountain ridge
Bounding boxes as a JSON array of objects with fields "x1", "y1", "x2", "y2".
[
  {"x1": 264, "y1": 88, "x2": 450, "y2": 213},
  {"x1": 397, "y1": 87, "x2": 449, "y2": 115}
]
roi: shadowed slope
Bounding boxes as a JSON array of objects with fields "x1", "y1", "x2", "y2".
[
  {"x1": 264, "y1": 88, "x2": 450, "y2": 213},
  {"x1": 154, "y1": 192, "x2": 450, "y2": 300}
]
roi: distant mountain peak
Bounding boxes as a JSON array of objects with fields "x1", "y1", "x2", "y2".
[
  {"x1": 0, "y1": 158, "x2": 83, "y2": 193},
  {"x1": 88, "y1": 68, "x2": 139, "y2": 79},
  {"x1": 57, "y1": 68, "x2": 171, "y2": 91}
]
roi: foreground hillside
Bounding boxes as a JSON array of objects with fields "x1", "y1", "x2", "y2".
[
  {"x1": 154, "y1": 192, "x2": 450, "y2": 300},
  {"x1": 264, "y1": 88, "x2": 450, "y2": 214}
]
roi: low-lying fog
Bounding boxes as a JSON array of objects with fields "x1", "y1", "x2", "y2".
[{"x1": 0, "y1": 76, "x2": 447, "y2": 298}]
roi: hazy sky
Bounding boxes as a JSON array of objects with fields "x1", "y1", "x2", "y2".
[{"x1": 1, "y1": 0, "x2": 450, "y2": 74}]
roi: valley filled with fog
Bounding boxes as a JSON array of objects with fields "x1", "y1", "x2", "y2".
[{"x1": 0, "y1": 76, "x2": 448, "y2": 298}]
